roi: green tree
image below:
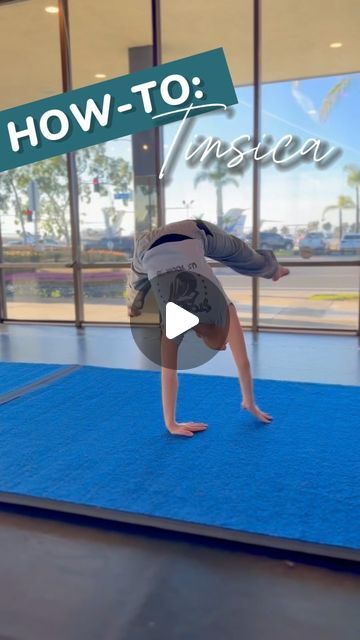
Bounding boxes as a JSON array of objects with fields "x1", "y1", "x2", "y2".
[
  {"x1": 31, "y1": 156, "x2": 74, "y2": 245},
  {"x1": 0, "y1": 144, "x2": 132, "y2": 245},
  {"x1": 83, "y1": 144, "x2": 132, "y2": 237},
  {"x1": 0, "y1": 167, "x2": 33, "y2": 242},
  {"x1": 84, "y1": 144, "x2": 132, "y2": 200},
  {"x1": 101, "y1": 206, "x2": 126, "y2": 237},
  {"x1": 281, "y1": 225, "x2": 290, "y2": 235}
]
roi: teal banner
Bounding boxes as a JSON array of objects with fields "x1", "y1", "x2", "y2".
[{"x1": 0, "y1": 48, "x2": 237, "y2": 173}]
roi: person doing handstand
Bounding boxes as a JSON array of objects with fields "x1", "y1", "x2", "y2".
[{"x1": 127, "y1": 219, "x2": 289, "y2": 437}]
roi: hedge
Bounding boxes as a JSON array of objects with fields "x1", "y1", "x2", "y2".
[{"x1": 5, "y1": 269, "x2": 128, "y2": 299}]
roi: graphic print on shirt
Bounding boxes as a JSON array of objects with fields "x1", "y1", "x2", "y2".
[{"x1": 168, "y1": 272, "x2": 212, "y2": 314}]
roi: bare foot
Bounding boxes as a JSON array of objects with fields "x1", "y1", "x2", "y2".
[
  {"x1": 272, "y1": 266, "x2": 290, "y2": 281},
  {"x1": 128, "y1": 307, "x2": 141, "y2": 317}
]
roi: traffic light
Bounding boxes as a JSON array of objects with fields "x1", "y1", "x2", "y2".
[
  {"x1": 23, "y1": 209, "x2": 33, "y2": 222},
  {"x1": 93, "y1": 177, "x2": 100, "y2": 193}
]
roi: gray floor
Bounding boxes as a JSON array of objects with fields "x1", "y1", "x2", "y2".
[
  {"x1": 0, "y1": 322, "x2": 359, "y2": 385},
  {"x1": 0, "y1": 323, "x2": 359, "y2": 640}
]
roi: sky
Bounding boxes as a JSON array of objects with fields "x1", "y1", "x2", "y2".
[
  {"x1": 162, "y1": 74, "x2": 360, "y2": 231},
  {"x1": 2, "y1": 73, "x2": 360, "y2": 237}
]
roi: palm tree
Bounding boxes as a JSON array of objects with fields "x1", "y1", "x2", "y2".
[
  {"x1": 322, "y1": 195, "x2": 355, "y2": 240},
  {"x1": 194, "y1": 158, "x2": 239, "y2": 228},
  {"x1": 344, "y1": 165, "x2": 360, "y2": 232},
  {"x1": 322, "y1": 221, "x2": 332, "y2": 233}
]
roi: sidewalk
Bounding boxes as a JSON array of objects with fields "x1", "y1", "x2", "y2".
[
  {"x1": 5, "y1": 290, "x2": 358, "y2": 329},
  {"x1": 228, "y1": 289, "x2": 358, "y2": 329}
]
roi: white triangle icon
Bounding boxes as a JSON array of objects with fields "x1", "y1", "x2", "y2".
[{"x1": 165, "y1": 302, "x2": 199, "y2": 340}]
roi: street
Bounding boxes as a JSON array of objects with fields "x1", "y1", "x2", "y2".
[{"x1": 215, "y1": 263, "x2": 359, "y2": 293}]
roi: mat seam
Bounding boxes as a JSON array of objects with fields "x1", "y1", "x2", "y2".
[{"x1": 0, "y1": 364, "x2": 83, "y2": 406}]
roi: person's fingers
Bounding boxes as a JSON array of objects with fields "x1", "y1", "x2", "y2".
[
  {"x1": 186, "y1": 422, "x2": 208, "y2": 430},
  {"x1": 177, "y1": 422, "x2": 208, "y2": 431},
  {"x1": 176, "y1": 428, "x2": 194, "y2": 437},
  {"x1": 167, "y1": 422, "x2": 207, "y2": 436}
]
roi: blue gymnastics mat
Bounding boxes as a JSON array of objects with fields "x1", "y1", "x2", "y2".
[
  {"x1": 0, "y1": 364, "x2": 359, "y2": 556},
  {"x1": 0, "y1": 362, "x2": 67, "y2": 395}
]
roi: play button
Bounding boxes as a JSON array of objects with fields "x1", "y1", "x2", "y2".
[
  {"x1": 165, "y1": 302, "x2": 199, "y2": 340},
  {"x1": 129, "y1": 270, "x2": 230, "y2": 370}
]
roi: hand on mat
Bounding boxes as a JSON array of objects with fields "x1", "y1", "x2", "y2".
[
  {"x1": 167, "y1": 421, "x2": 208, "y2": 437},
  {"x1": 241, "y1": 401, "x2": 273, "y2": 424}
]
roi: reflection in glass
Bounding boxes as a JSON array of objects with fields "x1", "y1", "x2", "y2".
[
  {"x1": 162, "y1": 0, "x2": 253, "y2": 238},
  {"x1": 5, "y1": 268, "x2": 75, "y2": 321},
  {"x1": 0, "y1": 157, "x2": 72, "y2": 264},
  {"x1": 70, "y1": 0, "x2": 157, "y2": 263},
  {"x1": 261, "y1": 0, "x2": 360, "y2": 263},
  {"x1": 260, "y1": 266, "x2": 359, "y2": 330},
  {"x1": 83, "y1": 268, "x2": 132, "y2": 323}
]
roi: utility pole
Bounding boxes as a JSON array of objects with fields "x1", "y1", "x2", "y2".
[{"x1": 27, "y1": 180, "x2": 40, "y2": 249}]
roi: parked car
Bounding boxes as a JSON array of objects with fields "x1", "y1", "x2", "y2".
[
  {"x1": 246, "y1": 231, "x2": 294, "y2": 251},
  {"x1": 4, "y1": 237, "x2": 65, "y2": 250},
  {"x1": 4, "y1": 238, "x2": 36, "y2": 247},
  {"x1": 299, "y1": 232, "x2": 330, "y2": 255},
  {"x1": 340, "y1": 233, "x2": 360, "y2": 254},
  {"x1": 38, "y1": 238, "x2": 66, "y2": 249},
  {"x1": 84, "y1": 236, "x2": 134, "y2": 255}
]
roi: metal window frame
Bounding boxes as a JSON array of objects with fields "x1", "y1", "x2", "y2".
[
  {"x1": 0, "y1": 214, "x2": 7, "y2": 322},
  {"x1": 0, "y1": 0, "x2": 359, "y2": 336},
  {"x1": 58, "y1": 0, "x2": 83, "y2": 328},
  {"x1": 151, "y1": 0, "x2": 166, "y2": 229},
  {"x1": 251, "y1": 0, "x2": 261, "y2": 333}
]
